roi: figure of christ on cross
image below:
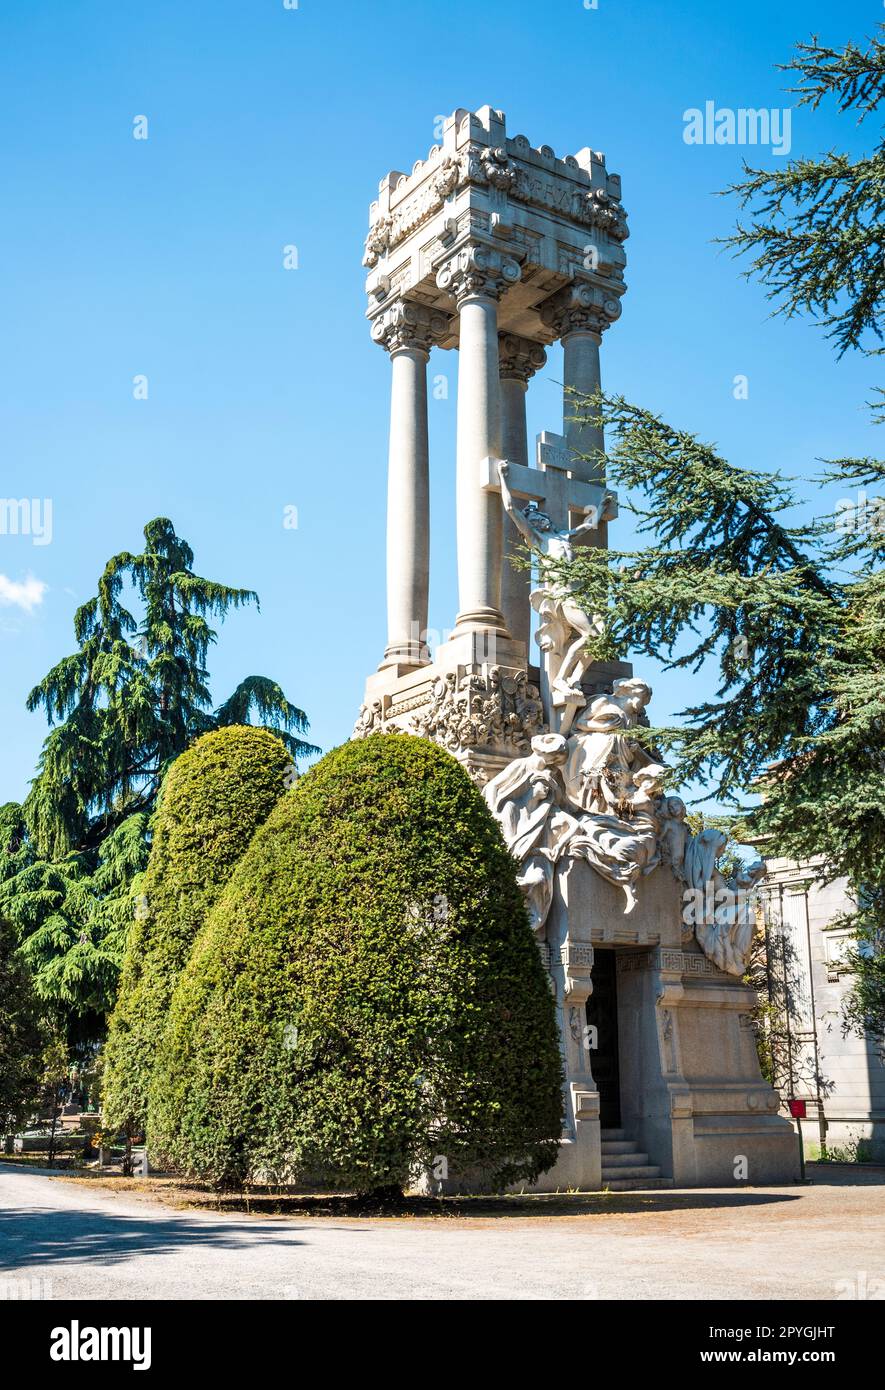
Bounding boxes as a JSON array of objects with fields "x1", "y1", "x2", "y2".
[{"x1": 497, "y1": 456, "x2": 616, "y2": 722}]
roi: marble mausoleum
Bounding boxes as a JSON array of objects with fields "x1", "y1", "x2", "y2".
[{"x1": 353, "y1": 107, "x2": 799, "y2": 1191}]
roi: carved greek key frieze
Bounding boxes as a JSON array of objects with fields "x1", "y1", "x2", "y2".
[
  {"x1": 549, "y1": 944, "x2": 595, "y2": 968},
  {"x1": 616, "y1": 948, "x2": 721, "y2": 977}
]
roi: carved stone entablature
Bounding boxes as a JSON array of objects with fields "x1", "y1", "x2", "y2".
[
  {"x1": 578, "y1": 187, "x2": 629, "y2": 242},
  {"x1": 498, "y1": 333, "x2": 547, "y2": 383},
  {"x1": 436, "y1": 244, "x2": 521, "y2": 304},
  {"x1": 363, "y1": 111, "x2": 629, "y2": 274},
  {"x1": 363, "y1": 156, "x2": 462, "y2": 268},
  {"x1": 363, "y1": 109, "x2": 629, "y2": 341},
  {"x1": 539, "y1": 280, "x2": 623, "y2": 339},
  {"x1": 370, "y1": 300, "x2": 451, "y2": 355},
  {"x1": 550, "y1": 943, "x2": 596, "y2": 969},
  {"x1": 363, "y1": 214, "x2": 394, "y2": 269},
  {"x1": 616, "y1": 947, "x2": 732, "y2": 980},
  {"x1": 476, "y1": 144, "x2": 518, "y2": 192}
]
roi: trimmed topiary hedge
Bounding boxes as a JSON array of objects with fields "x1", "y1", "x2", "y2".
[
  {"x1": 149, "y1": 733, "x2": 563, "y2": 1193},
  {"x1": 102, "y1": 725, "x2": 293, "y2": 1137}
]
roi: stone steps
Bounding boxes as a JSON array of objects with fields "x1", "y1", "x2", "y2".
[
  {"x1": 605, "y1": 1176, "x2": 675, "y2": 1192},
  {"x1": 600, "y1": 1127, "x2": 673, "y2": 1191},
  {"x1": 603, "y1": 1150, "x2": 654, "y2": 1167},
  {"x1": 603, "y1": 1163, "x2": 663, "y2": 1181}
]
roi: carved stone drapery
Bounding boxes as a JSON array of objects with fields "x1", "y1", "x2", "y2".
[{"x1": 482, "y1": 675, "x2": 768, "y2": 975}]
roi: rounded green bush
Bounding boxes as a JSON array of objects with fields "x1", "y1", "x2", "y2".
[
  {"x1": 150, "y1": 734, "x2": 563, "y2": 1192},
  {"x1": 102, "y1": 725, "x2": 293, "y2": 1136}
]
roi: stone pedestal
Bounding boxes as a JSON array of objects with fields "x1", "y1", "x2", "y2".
[{"x1": 361, "y1": 629, "x2": 533, "y2": 785}]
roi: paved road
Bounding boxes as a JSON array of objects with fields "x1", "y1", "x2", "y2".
[{"x1": 1, "y1": 1161, "x2": 882, "y2": 1300}]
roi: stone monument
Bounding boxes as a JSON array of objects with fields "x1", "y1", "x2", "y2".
[{"x1": 354, "y1": 107, "x2": 798, "y2": 1190}]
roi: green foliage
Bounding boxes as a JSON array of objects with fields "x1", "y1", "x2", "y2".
[
  {"x1": 102, "y1": 726, "x2": 292, "y2": 1136},
  {"x1": 840, "y1": 899, "x2": 885, "y2": 1050},
  {"x1": 0, "y1": 916, "x2": 45, "y2": 1133},
  {"x1": 4, "y1": 518, "x2": 317, "y2": 1034},
  {"x1": 0, "y1": 808, "x2": 150, "y2": 1031},
  {"x1": 555, "y1": 387, "x2": 884, "y2": 1031},
  {"x1": 721, "y1": 25, "x2": 885, "y2": 357},
  {"x1": 25, "y1": 517, "x2": 316, "y2": 859},
  {"x1": 548, "y1": 26, "x2": 885, "y2": 1046},
  {"x1": 149, "y1": 734, "x2": 564, "y2": 1193}
]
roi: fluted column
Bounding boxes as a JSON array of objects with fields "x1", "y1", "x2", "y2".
[
  {"x1": 541, "y1": 282, "x2": 621, "y2": 484},
  {"x1": 540, "y1": 282, "x2": 621, "y2": 549},
  {"x1": 372, "y1": 302, "x2": 448, "y2": 670},
  {"x1": 437, "y1": 247, "x2": 521, "y2": 635},
  {"x1": 563, "y1": 328, "x2": 603, "y2": 480},
  {"x1": 498, "y1": 334, "x2": 547, "y2": 651}
]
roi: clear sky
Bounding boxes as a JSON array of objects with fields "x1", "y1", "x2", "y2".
[{"x1": 1, "y1": 0, "x2": 880, "y2": 807}]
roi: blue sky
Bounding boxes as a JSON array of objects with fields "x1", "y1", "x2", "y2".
[{"x1": 1, "y1": 0, "x2": 880, "y2": 807}]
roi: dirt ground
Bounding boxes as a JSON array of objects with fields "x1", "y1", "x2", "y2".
[{"x1": 1, "y1": 1159, "x2": 883, "y2": 1299}]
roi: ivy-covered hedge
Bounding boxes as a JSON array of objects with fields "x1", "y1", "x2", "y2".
[
  {"x1": 149, "y1": 733, "x2": 563, "y2": 1192},
  {"x1": 102, "y1": 726, "x2": 292, "y2": 1136}
]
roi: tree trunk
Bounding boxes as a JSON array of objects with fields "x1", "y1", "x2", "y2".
[
  {"x1": 358, "y1": 1184, "x2": 405, "y2": 1209},
  {"x1": 47, "y1": 1090, "x2": 59, "y2": 1167}
]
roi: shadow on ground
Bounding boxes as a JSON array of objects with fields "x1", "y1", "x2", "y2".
[
  {"x1": 0, "y1": 1205, "x2": 312, "y2": 1269},
  {"x1": 6, "y1": 1159, "x2": 882, "y2": 1229},
  {"x1": 54, "y1": 1173, "x2": 805, "y2": 1220}
]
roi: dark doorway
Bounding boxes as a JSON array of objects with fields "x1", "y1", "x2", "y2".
[{"x1": 585, "y1": 948, "x2": 621, "y2": 1127}]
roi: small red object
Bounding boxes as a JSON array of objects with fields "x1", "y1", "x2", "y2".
[{"x1": 788, "y1": 1099, "x2": 807, "y2": 1119}]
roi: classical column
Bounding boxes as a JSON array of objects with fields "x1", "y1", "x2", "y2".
[
  {"x1": 437, "y1": 247, "x2": 521, "y2": 636},
  {"x1": 498, "y1": 333, "x2": 547, "y2": 652},
  {"x1": 372, "y1": 302, "x2": 447, "y2": 670},
  {"x1": 541, "y1": 282, "x2": 622, "y2": 488}
]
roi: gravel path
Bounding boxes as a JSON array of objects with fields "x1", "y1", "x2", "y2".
[{"x1": 1, "y1": 1161, "x2": 882, "y2": 1300}]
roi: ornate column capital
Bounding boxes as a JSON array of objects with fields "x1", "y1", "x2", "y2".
[
  {"x1": 498, "y1": 333, "x2": 547, "y2": 384},
  {"x1": 539, "y1": 280, "x2": 622, "y2": 339},
  {"x1": 371, "y1": 300, "x2": 451, "y2": 356},
  {"x1": 436, "y1": 244, "x2": 521, "y2": 306}
]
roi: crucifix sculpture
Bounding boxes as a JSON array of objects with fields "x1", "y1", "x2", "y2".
[{"x1": 480, "y1": 432, "x2": 617, "y2": 734}]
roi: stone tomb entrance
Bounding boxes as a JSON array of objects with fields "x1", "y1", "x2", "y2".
[
  {"x1": 538, "y1": 861, "x2": 797, "y2": 1192},
  {"x1": 585, "y1": 948, "x2": 621, "y2": 1130}
]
